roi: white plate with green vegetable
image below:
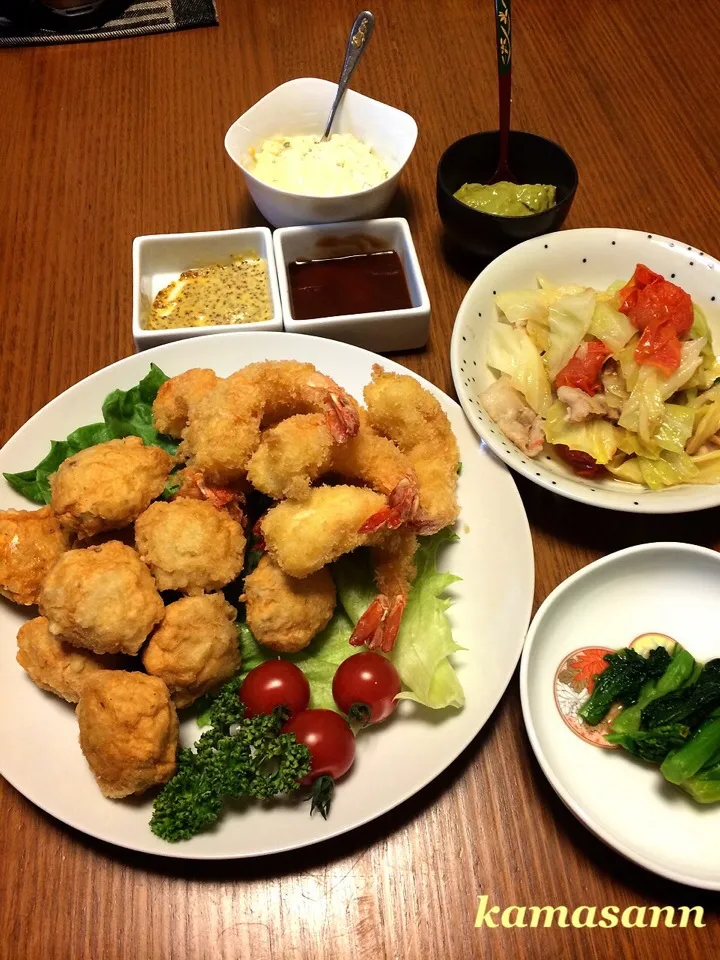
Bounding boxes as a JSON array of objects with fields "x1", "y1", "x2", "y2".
[
  {"x1": 451, "y1": 228, "x2": 720, "y2": 512},
  {"x1": 0, "y1": 332, "x2": 533, "y2": 859},
  {"x1": 521, "y1": 542, "x2": 720, "y2": 889}
]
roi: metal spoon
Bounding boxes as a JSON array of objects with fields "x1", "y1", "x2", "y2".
[
  {"x1": 489, "y1": 0, "x2": 516, "y2": 183},
  {"x1": 321, "y1": 10, "x2": 375, "y2": 141}
]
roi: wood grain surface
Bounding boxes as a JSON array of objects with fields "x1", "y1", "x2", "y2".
[{"x1": 1, "y1": 1, "x2": 720, "y2": 957}]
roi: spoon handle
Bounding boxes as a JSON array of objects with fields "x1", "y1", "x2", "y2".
[
  {"x1": 322, "y1": 10, "x2": 375, "y2": 140},
  {"x1": 494, "y1": 0, "x2": 512, "y2": 179}
]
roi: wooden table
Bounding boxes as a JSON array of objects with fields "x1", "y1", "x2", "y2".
[{"x1": 2, "y1": 0, "x2": 720, "y2": 957}]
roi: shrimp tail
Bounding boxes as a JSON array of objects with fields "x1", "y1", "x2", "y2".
[
  {"x1": 349, "y1": 595, "x2": 390, "y2": 649},
  {"x1": 325, "y1": 392, "x2": 360, "y2": 443},
  {"x1": 358, "y1": 476, "x2": 419, "y2": 533},
  {"x1": 178, "y1": 469, "x2": 247, "y2": 526},
  {"x1": 252, "y1": 517, "x2": 266, "y2": 553},
  {"x1": 349, "y1": 594, "x2": 406, "y2": 652}
]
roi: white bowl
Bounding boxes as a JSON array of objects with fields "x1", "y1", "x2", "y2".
[
  {"x1": 451, "y1": 227, "x2": 720, "y2": 513},
  {"x1": 521, "y1": 542, "x2": 720, "y2": 888},
  {"x1": 273, "y1": 218, "x2": 430, "y2": 352},
  {"x1": 224, "y1": 77, "x2": 418, "y2": 228},
  {"x1": 132, "y1": 227, "x2": 282, "y2": 350}
]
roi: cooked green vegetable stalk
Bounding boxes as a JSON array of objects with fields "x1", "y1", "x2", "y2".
[
  {"x1": 605, "y1": 724, "x2": 691, "y2": 763},
  {"x1": 150, "y1": 680, "x2": 311, "y2": 843},
  {"x1": 680, "y1": 760, "x2": 720, "y2": 804},
  {"x1": 610, "y1": 645, "x2": 695, "y2": 735},
  {"x1": 579, "y1": 647, "x2": 672, "y2": 726},
  {"x1": 661, "y1": 710, "x2": 720, "y2": 785}
]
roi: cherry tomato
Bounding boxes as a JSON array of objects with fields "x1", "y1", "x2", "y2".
[
  {"x1": 618, "y1": 263, "x2": 693, "y2": 375},
  {"x1": 332, "y1": 652, "x2": 401, "y2": 725},
  {"x1": 555, "y1": 445, "x2": 604, "y2": 478},
  {"x1": 282, "y1": 710, "x2": 356, "y2": 819},
  {"x1": 282, "y1": 710, "x2": 355, "y2": 784},
  {"x1": 554, "y1": 341, "x2": 611, "y2": 396},
  {"x1": 240, "y1": 660, "x2": 310, "y2": 720}
]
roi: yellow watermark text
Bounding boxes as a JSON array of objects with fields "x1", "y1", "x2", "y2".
[{"x1": 474, "y1": 895, "x2": 705, "y2": 929}]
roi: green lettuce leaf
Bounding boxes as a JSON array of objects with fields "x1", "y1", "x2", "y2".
[
  {"x1": 335, "y1": 528, "x2": 464, "y2": 710},
  {"x1": 3, "y1": 364, "x2": 177, "y2": 504}
]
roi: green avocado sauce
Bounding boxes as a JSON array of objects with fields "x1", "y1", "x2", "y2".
[{"x1": 453, "y1": 181, "x2": 556, "y2": 217}]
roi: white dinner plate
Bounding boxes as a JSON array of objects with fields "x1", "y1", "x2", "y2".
[
  {"x1": 521, "y1": 542, "x2": 720, "y2": 889},
  {"x1": 451, "y1": 228, "x2": 720, "y2": 513},
  {"x1": 0, "y1": 332, "x2": 534, "y2": 859}
]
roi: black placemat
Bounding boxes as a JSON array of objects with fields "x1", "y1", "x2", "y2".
[{"x1": 0, "y1": 0, "x2": 218, "y2": 47}]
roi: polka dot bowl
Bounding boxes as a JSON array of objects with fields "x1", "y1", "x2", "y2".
[{"x1": 450, "y1": 228, "x2": 720, "y2": 513}]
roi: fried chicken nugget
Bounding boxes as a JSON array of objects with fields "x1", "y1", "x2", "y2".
[
  {"x1": 50, "y1": 437, "x2": 173, "y2": 539},
  {"x1": 364, "y1": 365, "x2": 460, "y2": 534},
  {"x1": 152, "y1": 368, "x2": 219, "y2": 438},
  {"x1": 135, "y1": 499, "x2": 246, "y2": 594},
  {"x1": 16, "y1": 616, "x2": 113, "y2": 703},
  {"x1": 77, "y1": 672, "x2": 178, "y2": 799},
  {"x1": 261, "y1": 485, "x2": 385, "y2": 578},
  {"x1": 0, "y1": 506, "x2": 71, "y2": 605},
  {"x1": 244, "y1": 554, "x2": 336, "y2": 653},
  {"x1": 143, "y1": 594, "x2": 240, "y2": 707},
  {"x1": 38, "y1": 540, "x2": 164, "y2": 655}
]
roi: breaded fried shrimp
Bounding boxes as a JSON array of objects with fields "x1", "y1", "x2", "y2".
[
  {"x1": 38, "y1": 540, "x2": 164, "y2": 655},
  {"x1": 349, "y1": 529, "x2": 417, "y2": 653},
  {"x1": 247, "y1": 411, "x2": 419, "y2": 527},
  {"x1": 16, "y1": 616, "x2": 113, "y2": 703},
  {"x1": 143, "y1": 594, "x2": 239, "y2": 707},
  {"x1": 50, "y1": 437, "x2": 173, "y2": 539},
  {"x1": 0, "y1": 506, "x2": 71, "y2": 605},
  {"x1": 135, "y1": 498, "x2": 246, "y2": 594},
  {"x1": 364, "y1": 365, "x2": 459, "y2": 534},
  {"x1": 260, "y1": 485, "x2": 385, "y2": 578},
  {"x1": 244, "y1": 554, "x2": 336, "y2": 653},
  {"x1": 246, "y1": 413, "x2": 335, "y2": 501},
  {"x1": 181, "y1": 374, "x2": 264, "y2": 484},
  {"x1": 152, "y1": 368, "x2": 219, "y2": 438},
  {"x1": 181, "y1": 361, "x2": 360, "y2": 483},
  {"x1": 77, "y1": 672, "x2": 178, "y2": 798}
]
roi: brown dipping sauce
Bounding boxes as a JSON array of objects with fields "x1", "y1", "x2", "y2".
[{"x1": 288, "y1": 250, "x2": 412, "y2": 320}]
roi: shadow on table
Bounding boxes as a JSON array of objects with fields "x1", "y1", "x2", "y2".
[
  {"x1": 515, "y1": 472, "x2": 720, "y2": 554},
  {"x1": 55, "y1": 690, "x2": 509, "y2": 881},
  {"x1": 229, "y1": 187, "x2": 416, "y2": 233}
]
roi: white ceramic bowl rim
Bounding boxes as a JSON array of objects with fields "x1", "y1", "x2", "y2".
[
  {"x1": 225, "y1": 77, "x2": 418, "y2": 201},
  {"x1": 520, "y1": 541, "x2": 720, "y2": 889},
  {"x1": 451, "y1": 227, "x2": 720, "y2": 514}
]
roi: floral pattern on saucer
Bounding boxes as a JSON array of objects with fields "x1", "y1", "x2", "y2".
[{"x1": 554, "y1": 647, "x2": 621, "y2": 748}]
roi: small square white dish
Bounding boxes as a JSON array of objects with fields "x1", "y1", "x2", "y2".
[
  {"x1": 132, "y1": 227, "x2": 282, "y2": 350},
  {"x1": 273, "y1": 217, "x2": 430, "y2": 352},
  {"x1": 224, "y1": 78, "x2": 418, "y2": 228}
]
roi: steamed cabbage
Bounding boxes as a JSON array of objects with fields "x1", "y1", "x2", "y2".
[
  {"x1": 486, "y1": 324, "x2": 552, "y2": 414},
  {"x1": 545, "y1": 401, "x2": 619, "y2": 463},
  {"x1": 545, "y1": 290, "x2": 597, "y2": 379}
]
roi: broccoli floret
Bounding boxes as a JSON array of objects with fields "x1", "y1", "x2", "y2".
[{"x1": 150, "y1": 681, "x2": 311, "y2": 843}]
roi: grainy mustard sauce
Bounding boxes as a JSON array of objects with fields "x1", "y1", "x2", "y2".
[{"x1": 146, "y1": 256, "x2": 272, "y2": 330}]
